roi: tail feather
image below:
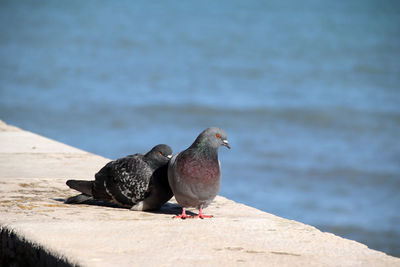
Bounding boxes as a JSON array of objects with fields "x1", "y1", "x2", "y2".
[
  {"x1": 65, "y1": 193, "x2": 93, "y2": 204},
  {"x1": 66, "y1": 180, "x2": 94, "y2": 196}
]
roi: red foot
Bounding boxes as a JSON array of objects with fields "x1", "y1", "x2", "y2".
[
  {"x1": 193, "y1": 208, "x2": 213, "y2": 219},
  {"x1": 173, "y1": 208, "x2": 192, "y2": 219}
]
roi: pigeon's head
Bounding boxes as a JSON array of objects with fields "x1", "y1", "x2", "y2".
[
  {"x1": 146, "y1": 144, "x2": 173, "y2": 164},
  {"x1": 196, "y1": 127, "x2": 231, "y2": 150}
]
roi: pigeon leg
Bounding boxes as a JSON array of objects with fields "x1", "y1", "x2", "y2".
[
  {"x1": 194, "y1": 208, "x2": 213, "y2": 219},
  {"x1": 173, "y1": 208, "x2": 192, "y2": 219}
]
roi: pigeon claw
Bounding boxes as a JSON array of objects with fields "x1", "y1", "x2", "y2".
[
  {"x1": 172, "y1": 208, "x2": 192, "y2": 219},
  {"x1": 173, "y1": 214, "x2": 193, "y2": 219},
  {"x1": 193, "y1": 214, "x2": 213, "y2": 219},
  {"x1": 193, "y1": 208, "x2": 213, "y2": 219}
]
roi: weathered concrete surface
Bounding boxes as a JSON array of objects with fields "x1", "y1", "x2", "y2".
[{"x1": 1, "y1": 120, "x2": 399, "y2": 267}]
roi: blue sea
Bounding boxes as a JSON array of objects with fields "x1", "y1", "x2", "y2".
[{"x1": 1, "y1": 0, "x2": 399, "y2": 257}]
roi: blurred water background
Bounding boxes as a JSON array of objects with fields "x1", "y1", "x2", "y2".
[{"x1": 1, "y1": 0, "x2": 399, "y2": 257}]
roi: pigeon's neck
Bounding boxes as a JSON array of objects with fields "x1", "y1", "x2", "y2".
[
  {"x1": 143, "y1": 154, "x2": 165, "y2": 169},
  {"x1": 189, "y1": 141, "x2": 218, "y2": 160}
]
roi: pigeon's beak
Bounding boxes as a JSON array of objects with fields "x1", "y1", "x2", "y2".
[
  {"x1": 222, "y1": 139, "x2": 231, "y2": 149},
  {"x1": 167, "y1": 154, "x2": 172, "y2": 159}
]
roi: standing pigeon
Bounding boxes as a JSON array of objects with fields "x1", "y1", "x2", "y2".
[
  {"x1": 168, "y1": 127, "x2": 230, "y2": 219},
  {"x1": 65, "y1": 144, "x2": 173, "y2": 211}
]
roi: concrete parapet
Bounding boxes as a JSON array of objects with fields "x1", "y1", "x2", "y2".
[{"x1": 1, "y1": 120, "x2": 399, "y2": 266}]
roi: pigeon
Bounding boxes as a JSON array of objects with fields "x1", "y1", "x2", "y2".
[
  {"x1": 65, "y1": 144, "x2": 173, "y2": 211},
  {"x1": 168, "y1": 127, "x2": 230, "y2": 219}
]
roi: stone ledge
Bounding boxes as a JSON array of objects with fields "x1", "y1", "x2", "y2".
[
  {"x1": 0, "y1": 120, "x2": 399, "y2": 267},
  {"x1": 1, "y1": 226, "x2": 73, "y2": 267}
]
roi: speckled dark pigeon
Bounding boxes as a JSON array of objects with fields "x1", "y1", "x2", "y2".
[
  {"x1": 65, "y1": 144, "x2": 173, "y2": 211},
  {"x1": 168, "y1": 127, "x2": 230, "y2": 219}
]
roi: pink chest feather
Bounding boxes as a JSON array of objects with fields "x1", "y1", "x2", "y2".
[{"x1": 178, "y1": 156, "x2": 220, "y2": 183}]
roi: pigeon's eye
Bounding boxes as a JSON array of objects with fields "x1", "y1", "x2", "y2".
[
  {"x1": 216, "y1": 133, "x2": 221, "y2": 138},
  {"x1": 158, "y1": 151, "x2": 163, "y2": 155}
]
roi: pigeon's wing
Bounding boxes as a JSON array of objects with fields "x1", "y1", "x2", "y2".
[
  {"x1": 94, "y1": 155, "x2": 153, "y2": 206},
  {"x1": 92, "y1": 161, "x2": 115, "y2": 201}
]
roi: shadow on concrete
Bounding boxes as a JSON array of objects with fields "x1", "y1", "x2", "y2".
[
  {"x1": 52, "y1": 198, "x2": 193, "y2": 216},
  {"x1": 149, "y1": 202, "x2": 197, "y2": 217}
]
